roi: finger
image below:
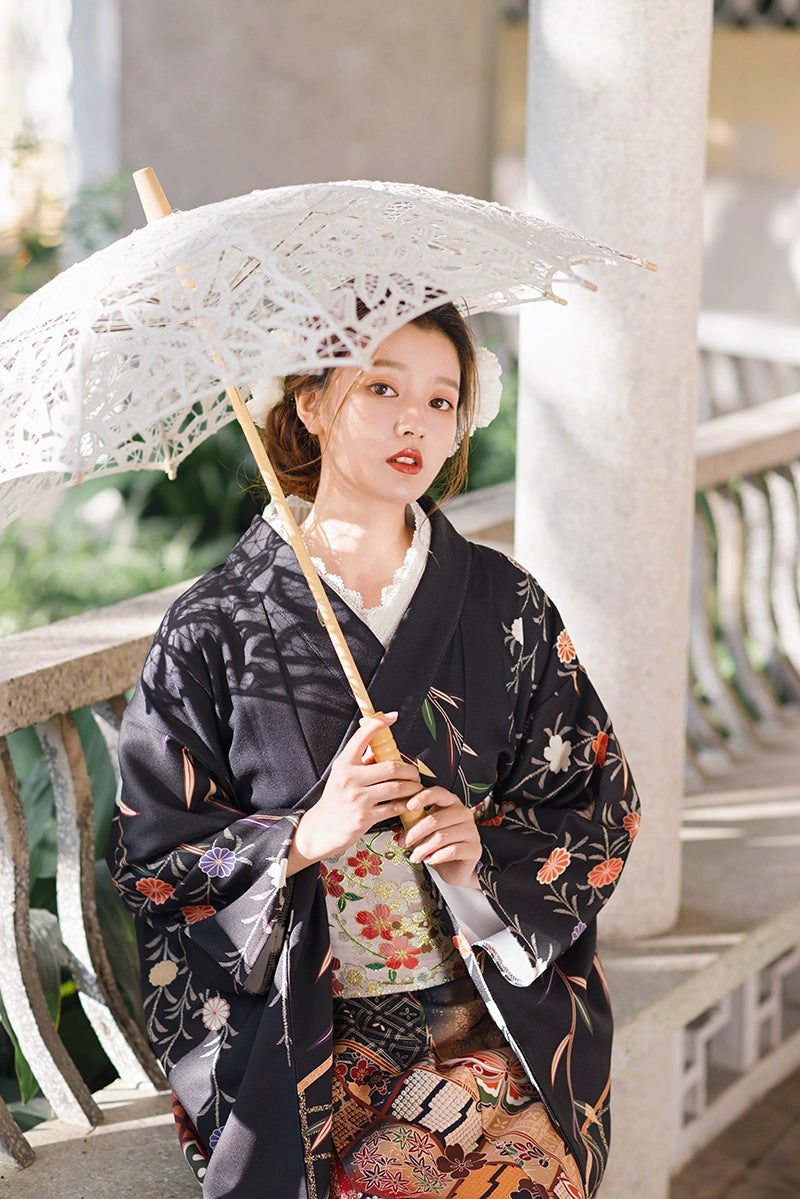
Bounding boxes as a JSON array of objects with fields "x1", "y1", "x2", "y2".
[
  {"x1": 407, "y1": 823, "x2": 479, "y2": 861},
  {"x1": 340, "y1": 711, "x2": 398, "y2": 764},
  {"x1": 410, "y1": 836, "x2": 479, "y2": 866},
  {"x1": 403, "y1": 806, "x2": 466, "y2": 847},
  {"x1": 406, "y1": 785, "x2": 460, "y2": 813},
  {"x1": 350, "y1": 761, "x2": 422, "y2": 792}
]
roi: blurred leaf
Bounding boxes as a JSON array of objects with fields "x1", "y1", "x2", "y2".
[
  {"x1": 0, "y1": 1083, "x2": 52, "y2": 1133},
  {"x1": 73, "y1": 708, "x2": 117, "y2": 858},
  {"x1": 6, "y1": 728, "x2": 57, "y2": 889}
]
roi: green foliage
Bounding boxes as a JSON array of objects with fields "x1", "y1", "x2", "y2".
[
  {"x1": 467, "y1": 356, "x2": 518, "y2": 490},
  {"x1": 0, "y1": 424, "x2": 260, "y2": 636},
  {"x1": 0, "y1": 140, "x2": 128, "y2": 317},
  {"x1": 65, "y1": 172, "x2": 129, "y2": 255},
  {"x1": 7, "y1": 710, "x2": 119, "y2": 910},
  {"x1": 7, "y1": 727, "x2": 58, "y2": 910}
]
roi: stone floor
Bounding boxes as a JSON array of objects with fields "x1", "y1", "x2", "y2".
[{"x1": 669, "y1": 1067, "x2": 800, "y2": 1199}]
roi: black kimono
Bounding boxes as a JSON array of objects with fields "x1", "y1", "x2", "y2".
[{"x1": 108, "y1": 502, "x2": 640, "y2": 1199}]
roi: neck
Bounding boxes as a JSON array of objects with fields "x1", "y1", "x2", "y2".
[{"x1": 300, "y1": 492, "x2": 415, "y2": 608}]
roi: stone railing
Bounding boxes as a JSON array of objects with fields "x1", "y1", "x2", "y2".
[
  {"x1": 688, "y1": 312, "x2": 800, "y2": 788},
  {"x1": 0, "y1": 585, "x2": 187, "y2": 1169},
  {"x1": 1, "y1": 312, "x2": 800, "y2": 1198}
]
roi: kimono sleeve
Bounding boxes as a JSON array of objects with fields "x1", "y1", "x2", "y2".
[
  {"x1": 476, "y1": 574, "x2": 641, "y2": 983},
  {"x1": 108, "y1": 616, "x2": 301, "y2": 996}
]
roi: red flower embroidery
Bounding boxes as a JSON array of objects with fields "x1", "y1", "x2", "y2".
[
  {"x1": 320, "y1": 865, "x2": 345, "y2": 898},
  {"x1": 556, "y1": 629, "x2": 577, "y2": 664},
  {"x1": 350, "y1": 1059, "x2": 387, "y2": 1093},
  {"x1": 536, "y1": 846, "x2": 571, "y2": 884},
  {"x1": 182, "y1": 904, "x2": 215, "y2": 924},
  {"x1": 377, "y1": 936, "x2": 420, "y2": 971},
  {"x1": 587, "y1": 857, "x2": 624, "y2": 888},
  {"x1": 592, "y1": 731, "x2": 609, "y2": 767},
  {"x1": 135, "y1": 877, "x2": 175, "y2": 905},
  {"x1": 346, "y1": 848, "x2": 382, "y2": 878},
  {"x1": 623, "y1": 811, "x2": 641, "y2": 840},
  {"x1": 355, "y1": 904, "x2": 394, "y2": 940}
]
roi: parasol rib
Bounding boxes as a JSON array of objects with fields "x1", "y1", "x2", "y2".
[{"x1": 132, "y1": 168, "x2": 423, "y2": 819}]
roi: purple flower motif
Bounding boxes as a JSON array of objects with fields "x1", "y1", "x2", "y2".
[
  {"x1": 209, "y1": 1126, "x2": 224, "y2": 1150},
  {"x1": 571, "y1": 921, "x2": 587, "y2": 944},
  {"x1": 199, "y1": 846, "x2": 236, "y2": 878}
]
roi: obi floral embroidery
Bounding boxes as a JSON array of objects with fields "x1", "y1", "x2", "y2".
[{"x1": 322, "y1": 828, "x2": 463, "y2": 998}]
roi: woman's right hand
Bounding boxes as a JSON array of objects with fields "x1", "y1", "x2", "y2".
[{"x1": 287, "y1": 712, "x2": 421, "y2": 876}]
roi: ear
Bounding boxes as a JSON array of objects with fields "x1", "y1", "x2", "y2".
[{"x1": 294, "y1": 387, "x2": 324, "y2": 437}]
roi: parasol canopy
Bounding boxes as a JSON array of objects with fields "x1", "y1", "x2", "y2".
[{"x1": 0, "y1": 177, "x2": 654, "y2": 530}]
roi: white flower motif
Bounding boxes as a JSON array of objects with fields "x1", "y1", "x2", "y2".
[
  {"x1": 201, "y1": 995, "x2": 231, "y2": 1031},
  {"x1": 543, "y1": 733, "x2": 572, "y2": 774},
  {"x1": 510, "y1": 616, "x2": 524, "y2": 647},
  {"x1": 244, "y1": 328, "x2": 306, "y2": 427},
  {"x1": 267, "y1": 857, "x2": 288, "y2": 890}
]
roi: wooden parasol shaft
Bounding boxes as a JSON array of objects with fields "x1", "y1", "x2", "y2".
[{"x1": 131, "y1": 168, "x2": 421, "y2": 814}]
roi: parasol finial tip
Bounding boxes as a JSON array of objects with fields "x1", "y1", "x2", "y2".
[
  {"x1": 645, "y1": 260, "x2": 659, "y2": 272},
  {"x1": 133, "y1": 167, "x2": 173, "y2": 223}
]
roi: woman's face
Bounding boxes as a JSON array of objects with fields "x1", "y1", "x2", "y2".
[{"x1": 299, "y1": 323, "x2": 460, "y2": 511}]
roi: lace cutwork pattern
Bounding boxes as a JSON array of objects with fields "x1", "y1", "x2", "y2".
[
  {"x1": 0, "y1": 179, "x2": 649, "y2": 530},
  {"x1": 264, "y1": 497, "x2": 430, "y2": 646}
]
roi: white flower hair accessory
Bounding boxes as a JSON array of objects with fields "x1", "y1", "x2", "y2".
[
  {"x1": 245, "y1": 376, "x2": 285, "y2": 427},
  {"x1": 244, "y1": 328, "x2": 305, "y2": 428},
  {"x1": 473, "y1": 345, "x2": 503, "y2": 431},
  {"x1": 450, "y1": 344, "x2": 503, "y2": 454}
]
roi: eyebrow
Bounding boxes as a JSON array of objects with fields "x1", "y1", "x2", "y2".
[{"x1": 371, "y1": 357, "x2": 460, "y2": 391}]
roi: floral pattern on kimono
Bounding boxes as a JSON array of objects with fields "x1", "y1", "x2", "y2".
[{"x1": 108, "y1": 499, "x2": 640, "y2": 1199}]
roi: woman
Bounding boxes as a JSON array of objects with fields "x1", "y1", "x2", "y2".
[{"x1": 108, "y1": 303, "x2": 640, "y2": 1199}]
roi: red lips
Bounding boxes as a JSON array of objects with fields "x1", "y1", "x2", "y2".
[{"x1": 386, "y1": 448, "x2": 423, "y2": 475}]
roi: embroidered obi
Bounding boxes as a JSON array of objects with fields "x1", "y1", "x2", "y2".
[{"x1": 321, "y1": 828, "x2": 465, "y2": 999}]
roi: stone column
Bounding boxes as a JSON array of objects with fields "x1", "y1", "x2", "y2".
[
  {"x1": 516, "y1": 1, "x2": 713, "y2": 942},
  {"x1": 69, "y1": 0, "x2": 121, "y2": 195}
]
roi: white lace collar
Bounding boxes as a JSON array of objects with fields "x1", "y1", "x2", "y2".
[{"x1": 261, "y1": 498, "x2": 431, "y2": 647}]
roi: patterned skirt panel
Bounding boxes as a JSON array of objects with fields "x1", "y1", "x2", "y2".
[{"x1": 331, "y1": 978, "x2": 585, "y2": 1199}]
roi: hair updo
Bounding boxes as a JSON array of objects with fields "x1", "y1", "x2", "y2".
[{"x1": 259, "y1": 302, "x2": 478, "y2": 504}]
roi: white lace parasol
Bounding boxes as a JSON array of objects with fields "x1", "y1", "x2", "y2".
[{"x1": 0, "y1": 179, "x2": 653, "y2": 530}]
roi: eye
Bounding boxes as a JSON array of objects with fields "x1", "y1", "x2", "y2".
[
  {"x1": 429, "y1": 396, "x2": 455, "y2": 411},
  {"x1": 368, "y1": 381, "x2": 397, "y2": 398}
]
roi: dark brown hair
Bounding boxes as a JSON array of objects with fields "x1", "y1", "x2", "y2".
[{"x1": 259, "y1": 302, "x2": 478, "y2": 503}]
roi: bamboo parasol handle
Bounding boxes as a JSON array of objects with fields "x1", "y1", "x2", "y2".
[{"x1": 132, "y1": 168, "x2": 424, "y2": 824}]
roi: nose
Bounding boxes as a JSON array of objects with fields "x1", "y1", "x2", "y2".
[{"x1": 395, "y1": 398, "x2": 426, "y2": 438}]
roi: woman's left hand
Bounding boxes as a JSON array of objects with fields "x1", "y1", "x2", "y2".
[{"x1": 401, "y1": 787, "x2": 483, "y2": 889}]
